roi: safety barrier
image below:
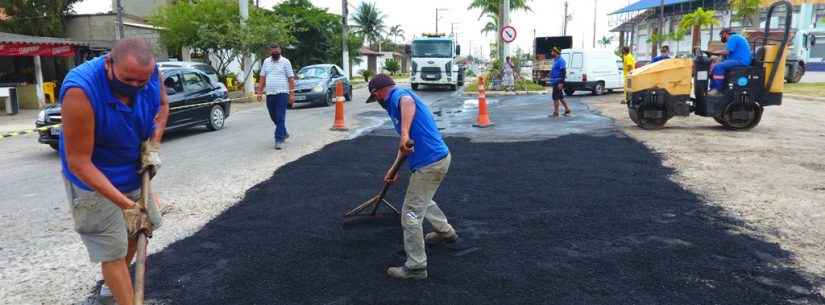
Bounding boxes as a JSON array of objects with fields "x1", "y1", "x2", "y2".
[
  {"x1": 473, "y1": 76, "x2": 494, "y2": 128},
  {"x1": 331, "y1": 81, "x2": 348, "y2": 131}
]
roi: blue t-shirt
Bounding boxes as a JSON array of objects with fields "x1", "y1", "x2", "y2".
[
  {"x1": 651, "y1": 55, "x2": 670, "y2": 63},
  {"x1": 550, "y1": 56, "x2": 566, "y2": 85},
  {"x1": 59, "y1": 56, "x2": 161, "y2": 193},
  {"x1": 726, "y1": 34, "x2": 752, "y2": 66},
  {"x1": 385, "y1": 87, "x2": 449, "y2": 171}
]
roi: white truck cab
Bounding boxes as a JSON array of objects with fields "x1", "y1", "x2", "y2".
[{"x1": 410, "y1": 34, "x2": 463, "y2": 90}]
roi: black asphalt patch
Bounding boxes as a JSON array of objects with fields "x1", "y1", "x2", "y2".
[{"x1": 144, "y1": 134, "x2": 824, "y2": 305}]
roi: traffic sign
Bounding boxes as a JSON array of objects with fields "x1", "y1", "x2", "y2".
[{"x1": 501, "y1": 25, "x2": 517, "y2": 43}]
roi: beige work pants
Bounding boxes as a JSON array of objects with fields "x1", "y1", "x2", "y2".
[{"x1": 402, "y1": 154, "x2": 454, "y2": 270}]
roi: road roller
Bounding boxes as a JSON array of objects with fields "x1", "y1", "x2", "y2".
[{"x1": 626, "y1": 0, "x2": 791, "y2": 130}]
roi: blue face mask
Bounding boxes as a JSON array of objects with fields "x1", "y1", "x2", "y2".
[{"x1": 108, "y1": 59, "x2": 146, "y2": 97}]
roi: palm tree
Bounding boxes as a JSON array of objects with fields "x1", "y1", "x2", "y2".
[
  {"x1": 598, "y1": 36, "x2": 614, "y2": 48},
  {"x1": 480, "y1": 14, "x2": 498, "y2": 35},
  {"x1": 675, "y1": 7, "x2": 720, "y2": 51},
  {"x1": 730, "y1": 0, "x2": 761, "y2": 28},
  {"x1": 468, "y1": 0, "x2": 532, "y2": 20},
  {"x1": 352, "y1": 2, "x2": 386, "y2": 52},
  {"x1": 387, "y1": 24, "x2": 405, "y2": 44}
]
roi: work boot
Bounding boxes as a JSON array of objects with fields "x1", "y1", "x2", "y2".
[
  {"x1": 707, "y1": 89, "x2": 721, "y2": 96},
  {"x1": 425, "y1": 229, "x2": 458, "y2": 245},
  {"x1": 387, "y1": 266, "x2": 428, "y2": 280}
]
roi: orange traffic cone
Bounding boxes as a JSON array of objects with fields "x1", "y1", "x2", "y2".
[
  {"x1": 473, "y1": 76, "x2": 494, "y2": 128},
  {"x1": 331, "y1": 81, "x2": 349, "y2": 131}
]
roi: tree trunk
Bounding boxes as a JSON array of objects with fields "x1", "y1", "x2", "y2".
[{"x1": 692, "y1": 25, "x2": 701, "y2": 52}]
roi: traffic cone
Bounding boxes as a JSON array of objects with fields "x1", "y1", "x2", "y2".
[
  {"x1": 331, "y1": 81, "x2": 349, "y2": 131},
  {"x1": 473, "y1": 76, "x2": 494, "y2": 128}
]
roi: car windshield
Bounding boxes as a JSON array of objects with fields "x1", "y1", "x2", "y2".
[
  {"x1": 297, "y1": 67, "x2": 329, "y2": 80},
  {"x1": 412, "y1": 41, "x2": 453, "y2": 58}
]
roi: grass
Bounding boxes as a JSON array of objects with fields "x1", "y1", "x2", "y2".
[{"x1": 784, "y1": 82, "x2": 825, "y2": 98}]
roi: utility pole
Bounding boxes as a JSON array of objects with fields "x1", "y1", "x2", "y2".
[
  {"x1": 653, "y1": 0, "x2": 664, "y2": 58},
  {"x1": 342, "y1": 0, "x2": 350, "y2": 78},
  {"x1": 240, "y1": 0, "x2": 255, "y2": 96},
  {"x1": 115, "y1": 0, "x2": 125, "y2": 39},
  {"x1": 501, "y1": 0, "x2": 510, "y2": 61},
  {"x1": 593, "y1": 0, "x2": 597, "y2": 48},
  {"x1": 435, "y1": 8, "x2": 447, "y2": 33},
  {"x1": 562, "y1": 1, "x2": 569, "y2": 36}
]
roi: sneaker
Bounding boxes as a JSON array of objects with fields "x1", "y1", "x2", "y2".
[
  {"x1": 387, "y1": 266, "x2": 428, "y2": 280},
  {"x1": 707, "y1": 89, "x2": 721, "y2": 96},
  {"x1": 620, "y1": 100, "x2": 627, "y2": 104},
  {"x1": 549, "y1": 112, "x2": 560, "y2": 118},
  {"x1": 425, "y1": 229, "x2": 458, "y2": 245},
  {"x1": 564, "y1": 110, "x2": 572, "y2": 116},
  {"x1": 275, "y1": 142, "x2": 283, "y2": 150}
]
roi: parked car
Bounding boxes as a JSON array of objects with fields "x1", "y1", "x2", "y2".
[
  {"x1": 293, "y1": 64, "x2": 351, "y2": 107},
  {"x1": 560, "y1": 48, "x2": 624, "y2": 96},
  {"x1": 37, "y1": 67, "x2": 230, "y2": 151},
  {"x1": 157, "y1": 61, "x2": 228, "y2": 93}
]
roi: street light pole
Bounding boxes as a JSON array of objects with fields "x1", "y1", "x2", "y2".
[
  {"x1": 240, "y1": 0, "x2": 255, "y2": 96},
  {"x1": 342, "y1": 0, "x2": 350, "y2": 78},
  {"x1": 563, "y1": 1, "x2": 569, "y2": 36},
  {"x1": 115, "y1": 0, "x2": 125, "y2": 39},
  {"x1": 501, "y1": 0, "x2": 509, "y2": 61},
  {"x1": 435, "y1": 8, "x2": 447, "y2": 33},
  {"x1": 593, "y1": 0, "x2": 597, "y2": 48}
]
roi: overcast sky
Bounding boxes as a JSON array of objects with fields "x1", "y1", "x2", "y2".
[{"x1": 73, "y1": 0, "x2": 632, "y2": 58}]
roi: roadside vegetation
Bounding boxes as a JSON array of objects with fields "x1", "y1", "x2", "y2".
[{"x1": 784, "y1": 82, "x2": 825, "y2": 98}]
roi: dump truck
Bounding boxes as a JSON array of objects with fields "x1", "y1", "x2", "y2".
[{"x1": 532, "y1": 36, "x2": 573, "y2": 85}]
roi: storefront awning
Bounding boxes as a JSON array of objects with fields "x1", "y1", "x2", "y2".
[
  {"x1": 611, "y1": 0, "x2": 693, "y2": 15},
  {"x1": 0, "y1": 32, "x2": 87, "y2": 57}
]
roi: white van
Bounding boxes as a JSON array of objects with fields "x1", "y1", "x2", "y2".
[{"x1": 560, "y1": 48, "x2": 624, "y2": 95}]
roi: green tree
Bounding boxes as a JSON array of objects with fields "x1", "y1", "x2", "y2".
[
  {"x1": 731, "y1": 0, "x2": 761, "y2": 28},
  {"x1": 351, "y1": 2, "x2": 386, "y2": 52},
  {"x1": 0, "y1": 0, "x2": 82, "y2": 37},
  {"x1": 673, "y1": 7, "x2": 720, "y2": 51},
  {"x1": 480, "y1": 14, "x2": 498, "y2": 35},
  {"x1": 383, "y1": 58, "x2": 400, "y2": 75},
  {"x1": 148, "y1": 0, "x2": 291, "y2": 76},
  {"x1": 387, "y1": 24, "x2": 405, "y2": 44},
  {"x1": 598, "y1": 36, "x2": 614, "y2": 48},
  {"x1": 467, "y1": 0, "x2": 532, "y2": 20}
]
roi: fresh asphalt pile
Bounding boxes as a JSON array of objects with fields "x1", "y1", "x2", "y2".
[{"x1": 143, "y1": 132, "x2": 825, "y2": 304}]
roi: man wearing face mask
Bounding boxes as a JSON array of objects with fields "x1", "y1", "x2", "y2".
[
  {"x1": 366, "y1": 74, "x2": 458, "y2": 280},
  {"x1": 59, "y1": 37, "x2": 169, "y2": 305},
  {"x1": 257, "y1": 43, "x2": 296, "y2": 150},
  {"x1": 706, "y1": 28, "x2": 752, "y2": 96}
]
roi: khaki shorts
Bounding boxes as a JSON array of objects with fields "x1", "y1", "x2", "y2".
[{"x1": 64, "y1": 179, "x2": 139, "y2": 263}]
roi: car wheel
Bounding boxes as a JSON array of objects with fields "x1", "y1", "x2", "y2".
[
  {"x1": 592, "y1": 82, "x2": 605, "y2": 96},
  {"x1": 206, "y1": 104, "x2": 226, "y2": 131},
  {"x1": 564, "y1": 89, "x2": 575, "y2": 96},
  {"x1": 326, "y1": 89, "x2": 335, "y2": 107},
  {"x1": 411, "y1": 84, "x2": 419, "y2": 90},
  {"x1": 788, "y1": 63, "x2": 804, "y2": 83},
  {"x1": 345, "y1": 87, "x2": 352, "y2": 102},
  {"x1": 449, "y1": 85, "x2": 457, "y2": 91},
  {"x1": 49, "y1": 143, "x2": 59, "y2": 151}
]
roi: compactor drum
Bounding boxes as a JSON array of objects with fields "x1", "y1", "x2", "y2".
[{"x1": 626, "y1": 0, "x2": 791, "y2": 131}]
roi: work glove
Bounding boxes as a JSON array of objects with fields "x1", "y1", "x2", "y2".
[
  {"x1": 140, "y1": 140, "x2": 161, "y2": 178},
  {"x1": 124, "y1": 204, "x2": 153, "y2": 239}
]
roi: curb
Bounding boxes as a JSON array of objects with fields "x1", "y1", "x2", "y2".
[
  {"x1": 785, "y1": 94, "x2": 825, "y2": 103},
  {"x1": 464, "y1": 90, "x2": 547, "y2": 97}
]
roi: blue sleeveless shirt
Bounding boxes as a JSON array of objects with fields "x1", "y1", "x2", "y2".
[
  {"x1": 59, "y1": 56, "x2": 161, "y2": 193},
  {"x1": 385, "y1": 87, "x2": 449, "y2": 171}
]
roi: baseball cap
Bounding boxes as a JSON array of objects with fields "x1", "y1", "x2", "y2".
[
  {"x1": 366, "y1": 74, "x2": 396, "y2": 103},
  {"x1": 551, "y1": 47, "x2": 561, "y2": 54}
]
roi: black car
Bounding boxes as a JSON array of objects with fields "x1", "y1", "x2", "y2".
[
  {"x1": 293, "y1": 64, "x2": 352, "y2": 106},
  {"x1": 37, "y1": 67, "x2": 230, "y2": 150}
]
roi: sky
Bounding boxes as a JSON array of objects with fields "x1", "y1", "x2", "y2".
[{"x1": 72, "y1": 0, "x2": 632, "y2": 59}]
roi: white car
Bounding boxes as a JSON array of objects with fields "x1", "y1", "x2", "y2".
[{"x1": 157, "y1": 61, "x2": 229, "y2": 95}]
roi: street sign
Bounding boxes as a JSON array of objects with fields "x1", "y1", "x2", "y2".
[{"x1": 501, "y1": 25, "x2": 517, "y2": 43}]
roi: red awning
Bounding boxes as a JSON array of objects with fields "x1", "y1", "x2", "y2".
[{"x1": 0, "y1": 43, "x2": 76, "y2": 57}]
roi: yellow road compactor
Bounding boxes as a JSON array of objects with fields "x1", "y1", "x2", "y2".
[{"x1": 626, "y1": 0, "x2": 791, "y2": 130}]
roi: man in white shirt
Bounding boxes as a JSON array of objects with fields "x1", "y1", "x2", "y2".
[{"x1": 256, "y1": 43, "x2": 296, "y2": 150}]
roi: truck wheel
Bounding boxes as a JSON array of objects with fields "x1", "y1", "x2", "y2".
[
  {"x1": 49, "y1": 143, "x2": 59, "y2": 151},
  {"x1": 564, "y1": 89, "x2": 575, "y2": 96},
  {"x1": 449, "y1": 85, "x2": 457, "y2": 91},
  {"x1": 787, "y1": 63, "x2": 805, "y2": 83},
  {"x1": 592, "y1": 82, "x2": 605, "y2": 96},
  {"x1": 412, "y1": 84, "x2": 419, "y2": 90}
]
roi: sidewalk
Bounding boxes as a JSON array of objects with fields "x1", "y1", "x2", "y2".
[{"x1": 0, "y1": 109, "x2": 40, "y2": 134}]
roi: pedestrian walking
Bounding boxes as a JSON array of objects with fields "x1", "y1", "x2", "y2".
[
  {"x1": 257, "y1": 43, "x2": 296, "y2": 150},
  {"x1": 502, "y1": 56, "x2": 516, "y2": 91},
  {"x1": 366, "y1": 74, "x2": 458, "y2": 280},
  {"x1": 548, "y1": 47, "x2": 571, "y2": 117},
  {"x1": 60, "y1": 37, "x2": 168, "y2": 305}
]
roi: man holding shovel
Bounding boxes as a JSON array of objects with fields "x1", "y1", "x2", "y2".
[
  {"x1": 60, "y1": 37, "x2": 167, "y2": 305},
  {"x1": 366, "y1": 74, "x2": 458, "y2": 280}
]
